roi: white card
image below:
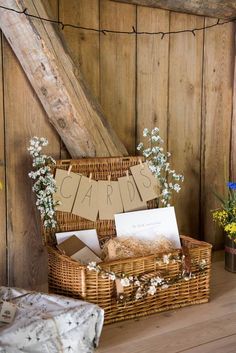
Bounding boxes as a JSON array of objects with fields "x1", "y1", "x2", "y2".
[
  {"x1": 55, "y1": 229, "x2": 101, "y2": 256},
  {"x1": 114, "y1": 207, "x2": 181, "y2": 249}
]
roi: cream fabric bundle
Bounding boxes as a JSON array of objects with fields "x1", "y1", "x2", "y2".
[{"x1": 102, "y1": 236, "x2": 174, "y2": 261}]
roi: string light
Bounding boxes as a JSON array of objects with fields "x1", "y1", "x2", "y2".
[{"x1": 0, "y1": 4, "x2": 235, "y2": 38}]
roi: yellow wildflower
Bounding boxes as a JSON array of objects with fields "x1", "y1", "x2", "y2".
[
  {"x1": 224, "y1": 222, "x2": 236, "y2": 238},
  {"x1": 212, "y1": 210, "x2": 228, "y2": 227},
  {"x1": 233, "y1": 208, "x2": 236, "y2": 217}
]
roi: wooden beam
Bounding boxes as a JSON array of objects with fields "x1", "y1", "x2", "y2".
[
  {"x1": 0, "y1": 0, "x2": 128, "y2": 158},
  {"x1": 111, "y1": 0, "x2": 236, "y2": 19}
]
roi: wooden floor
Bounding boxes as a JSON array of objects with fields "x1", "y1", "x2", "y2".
[{"x1": 97, "y1": 260, "x2": 236, "y2": 353}]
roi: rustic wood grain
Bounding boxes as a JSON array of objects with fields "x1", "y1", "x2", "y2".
[
  {"x1": 201, "y1": 18, "x2": 234, "y2": 248},
  {"x1": 231, "y1": 32, "x2": 236, "y2": 181},
  {"x1": 168, "y1": 13, "x2": 204, "y2": 238},
  {"x1": 59, "y1": 0, "x2": 100, "y2": 100},
  {"x1": 99, "y1": 313, "x2": 236, "y2": 352},
  {"x1": 0, "y1": 0, "x2": 127, "y2": 157},
  {"x1": 111, "y1": 0, "x2": 236, "y2": 19},
  {"x1": 58, "y1": 0, "x2": 100, "y2": 160},
  {"x1": 136, "y1": 7, "x2": 169, "y2": 148},
  {"x1": 185, "y1": 335, "x2": 236, "y2": 353},
  {"x1": 100, "y1": 0, "x2": 136, "y2": 154},
  {"x1": 42, "y1": 0, "x2": 58, "y2": 17},
  {"x1": 0, "y1": 32, "x2": 6, "y2": 286},
  {"x1": 41, "y1": 0, "x2": 70, "y2": 159},
  {"x1": 2, "y1": 0, "x2": 61, "y2": 289}
]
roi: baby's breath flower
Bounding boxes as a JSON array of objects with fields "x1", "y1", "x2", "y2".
[
  {"x1": 120, "y1": 277, "x2": 130, "y2": 287},
  {"x1": 147, "y1": 285, "x2": 156, "y2": 295},
  {"x1": 108, "y1": 273, "x2": 116, "y2": 281},
  {"x1": 163, "y1": 254, "x2": 170, "y2": 264},
  {"x1": 28, "y1": 137, "x2": 59, "y2": 229},
  {"x1": 151, "y1": 127, "x2": 159, "y2": 135},
  {"x1": 137, "y1": 142, "x2": 144, "y2": 151},
  {"x1": 137, "y1": 127, "x2": 184, "y2": 206}
]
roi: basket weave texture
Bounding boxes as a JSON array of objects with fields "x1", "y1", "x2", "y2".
[{"x1": 43, "y1": 157, "x2": 212, "y2": 324}]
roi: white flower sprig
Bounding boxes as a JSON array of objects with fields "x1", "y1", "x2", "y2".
[
  {"x1": 28, "y1": 137, "x2": 59, "y2": 229},
  {"x1": 87, "y1": 253, "x2": 206, "y2": 302},
  {"x1": 137, "y1": 127, "x2": 184, "y2": 206}
]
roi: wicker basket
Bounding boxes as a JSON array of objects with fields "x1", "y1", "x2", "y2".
[{"x1": 42, "y1": 156, "x2": 212, "y2": 324}]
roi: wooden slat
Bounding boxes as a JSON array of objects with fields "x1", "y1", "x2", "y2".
[
  {"x1": 99, "y1": 313, "x2": 236, "y2": 353},
  {"x1": 0, "y1": 0, "x2": 127, "y2": 158},
  {"x1": 41, "y1": 0, "x2": 70, "y2": 159},
  {"x1": 136, "y1": 7, "x2": 169, "y2": 148},
  {"x1": 0, "y1": 32, "x2": 6, "y2": 285},
  {"x1": 2, "y1": 37, "x2": 61, "y2": 290},
  {"x1": 59, "y1": 0, "x2": 100, "y2": 160},
  {"x1": 42, "y1": 0, "x2": 58, "y2": 17},
  {"x1": 201, "y1": 19, "x2": 234, "y2": 248},
  {"x1": 111, "y1": 0, "x2": 236, "y2": 19},
  {"x1": 59, "y1": 0, "x2": 100, "y2": 100},
  {"x1": 168, "y1": 13, "x2": 204, "y2": 237},
  {"x1": 231, "y1": 32, "x2": 236, "y2": 181},
  {"x1": 100, "y1": 0, "x2": 136, "y2": 154},
  {"x1": 185, "y1": 334, "x2": 236, "y2": 353}
]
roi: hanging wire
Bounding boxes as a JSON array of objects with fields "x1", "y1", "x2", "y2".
[{"x1": 0, "y1": 4, "x2": 235, "y2": 38}]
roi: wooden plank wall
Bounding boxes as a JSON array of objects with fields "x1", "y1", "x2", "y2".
[{"x1": 0, "y1": 0, "x2": 234, "y2": 289}]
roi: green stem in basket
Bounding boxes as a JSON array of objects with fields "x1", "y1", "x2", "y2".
[{"x1": 28, "y1": 137, "x2": 60, "y2": 229}]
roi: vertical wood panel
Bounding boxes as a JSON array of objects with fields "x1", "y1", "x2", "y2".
[
  {"x1": 3, "y1": 0, "x2": 61, "y2": 289},
  {"x1": 42, "y1": 0, "x2": 58, "y2": 17},
  {"x1": 3, "y1": 40, "x2": 61, "y2": 290},
  {"x1": 0, "y1": 32, "x2": 6, "y2": 285},
  {"x1": 59, "y1": 0, "x2": 100, "y2": 100},
  {"x1": 231, "y1": 33, "x2": 236, "y2": 181},
  {"x1": 202, "y1": 19, "x2": 234, "y2": 248},
  {"x1": 42, "y1": 0, "x2": 70, "y2": 159},
  {"x1": 136, "y1": 7, "x2": 169, "y2": 147},
  {"x1": 59, "y1": 0, "x2": 99, "y2": 159},
  {"x1": 100, "y1": 0, "x2": 136, "y2": 154},
  {"x1": 168, "y1": 13, "x2": 204, "y2": 237}
]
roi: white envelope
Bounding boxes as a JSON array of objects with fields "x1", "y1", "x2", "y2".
[
  {"x1": 55, "y1": 229, "x2": 102, "y2": 256},
  {"x1": 114, "y1": 206, "x2": 181, "y2": 249}
]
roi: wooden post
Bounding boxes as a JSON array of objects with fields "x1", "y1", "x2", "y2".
[
  {"x1": 111, "y1": 0, "x2": 236, "y2": 19},
  {"x1": 0, "y1": 0, "x2": 128, "y2": 157}
]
